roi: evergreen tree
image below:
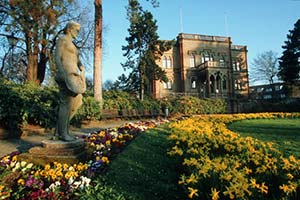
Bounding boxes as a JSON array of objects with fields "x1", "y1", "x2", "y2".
[
  {"x1": 122, "y1": 0, "x2": 171, "y2": 100},
  {"x1": 278, "y1": 19, "x2": 300, "y2": 85}
]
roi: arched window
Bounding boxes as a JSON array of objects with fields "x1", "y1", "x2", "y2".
[
  {"x1": 190, "y1": 55, "x2": 195, "y2": 67},
  {"x1": 234, "y1": 80, "x2": 242, "y2": 90},
  {"x1": 236, "y1": 62, "x2": 240, "y2": 71},
  {"x1": 222, "y1": 76, "x2": 227, "y2": 90},
  {"x1": 162, "y1": 57, "x2": 167, "y2": 68},
  {"x1": 210, "y1": 75, "x2": 215, "y2": 93},
  {"x1": 167, "y1": 57, "x2": 172, "y2": 68},
  {"x1": 216, "y1": 75, "x2": 221, "y2": 92}
]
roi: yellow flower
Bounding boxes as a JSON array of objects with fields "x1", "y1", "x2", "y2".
[
  {"x1": 44, "y1": 164, "x2": 51, "y2": 171},
  {"x1": 259, "y1": 182, "x2": 268, "y2": 194},
  {"x1": 63, "y1": 163, "x2": 69, "y2": 170},
  {"x1": 55, "y1": 162, "x2": 62, "y2": 169},
  {"x1": 279, "y1": 184, "x2": 290, "y2": 193},
  {"x1": 98, "y1": 131, "x2": 105, "y2": 137},
  {"x1": 102, "y1": 156, "x2": 109, "y2": 164},
  {"x1": 65, "y1": 172, "x2": 72, "y2": 179},
  {"x1": 51, "y1": 174, "x2": 57, "y2": 181},
  {"x1": 56, "y1": 170, "x2": 63, "y2": 177},
  {"x1": 34, "y1": 170, "x2": 40, "y2": 177},
  {"x1": 250, "y1": 178, "x2": 259, "y2": 188},
  {"x1": 186, "y1": 173, "x2": 198, "y2": 184},
  {"x1": 287, "y1": 173, "x2": 294, "y2": 180},
  {"x1": 0, "y1": 185, "x2": 4, "y2": 191},
  {"x1": 243, "y1": 167, "x2": 252, "y2": 175},
  {"x1": 289, "y1": 155, "x2": 297, "y2": 163},
  {"x1": 105, "y1": 140, "x2": 111, "y2": 146},
  {"x1": 188, "y1": 187, "x2": 199, "y2": 199},
  {"x1": 17, "y1": 179, "x2": 25, "y2": 186},
  {"x1": 40, "y1": 170, "x2": 48, "y2": 177},
  {"x1": 12, "y1": 155, "x2": 17, "y2": 162},
  {"x1": 211, "y1": 188, "x2": 220, "y2": 200}
]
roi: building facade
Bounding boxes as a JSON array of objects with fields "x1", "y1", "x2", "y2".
[
  {"x1": 153, "y1": 33, "x2": 250, "y2": 112},
  {"x1": 249, "y1": 82, "x2": 300, "y2": 100}
]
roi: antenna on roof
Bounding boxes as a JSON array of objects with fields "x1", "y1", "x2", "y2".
[
  {"x1": 179, "y1": 7, "x2": 183, "y2": 33},
  {"x1": 224, "y1": 12, "x2": 229, "y2": 37}
]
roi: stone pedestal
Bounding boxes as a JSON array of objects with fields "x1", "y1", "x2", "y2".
[
  {"x1": 20, "y1": 139, "x2": 86, "y2": 166},
  {"x1": 0, "y1": 128, "x2": 9, "y2": 139}
]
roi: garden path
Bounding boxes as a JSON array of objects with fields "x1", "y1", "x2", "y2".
[{"x1": 0, "y1": 119, "x2": 133, "y2": 158}]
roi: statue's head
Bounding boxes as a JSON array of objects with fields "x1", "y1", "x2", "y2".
[{"x1": 64, "y1": 21, "x2": 80, "y2": 38}]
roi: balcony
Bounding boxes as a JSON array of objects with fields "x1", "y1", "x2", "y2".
[{"x1": 196, "y1": 61, "x2": 226, "y2": 69}]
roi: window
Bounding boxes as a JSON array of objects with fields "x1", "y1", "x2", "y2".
[
  {"x1": 162, "y1": 57, "x2": 167, "y2": 68},
  {"x1": 222, "y1": 77, "x2": 227, "y2": 90},
  {"x1": 236, "y1": 62, "x2": 240, "y2": 71},
  {"x1": 191, "y1": 77, "x2": 197, "y2": 89},
  {"x1": 163, "y1": 81, "x2": 172, "y2": 89},
  {"x1": 263, "y1": 95, "x2": 272, "y2": 99},
  {"x1": 216, "y1": 75, "x2": 221, "y2": 91},
  {"x1": 167, "y1": 81, "x2": 172, "y2": 89},
  {"x1": 219, "y1": 58, "x2": 225, "y2": 66},
  {"x1": 204, "y1": 54, "x2": 210, "y2": 62},
  {"x1": 233, "y1": 61, "x2": 241, "y2": 71},
  {"x1": 163, "y1": 82, "x2": 168, "y2": 89},
  {"x1": 210, "y1": 75, "x2": 215, "y2": 93},
  {"x1": 265, "y1": 88, "x2": 272, "y2": 92},
  {"x1": 166, "y1": 57, "x2": 172, "y2": 68},
  {"x1": 190, "y1": 55, "x2": 195, "y2": 67},
  {"x1": 235, "y1": 80, "x2": 242, "y2": 90}
]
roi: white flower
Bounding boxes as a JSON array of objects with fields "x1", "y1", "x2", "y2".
[
  {"x1": 12, "y1": 162, "x2": 20, "y2": 172},
  {"x1": 48, "y1": 181, "x2": 61, "y2": 191},
  {"x1": 20, "y1": 161, "x2": 27, "y2": 167},
  {"x1": 68, "y1": 177, "x2": 74, "y2": 185},
  {"x1": 10, "y1": 161, "x2": 16, "y2": 168},
  {"x1": 26, "y1": 163, "x2": 34, "y2": 169}
]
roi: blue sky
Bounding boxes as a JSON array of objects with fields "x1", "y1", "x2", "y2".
[{"x1": 96, "y1": 0, "x2": 300, "y2": 85}]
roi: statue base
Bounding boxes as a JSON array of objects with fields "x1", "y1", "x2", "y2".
[{"x1": 20, "y1": 138, "x2": 86, "y2": 166}]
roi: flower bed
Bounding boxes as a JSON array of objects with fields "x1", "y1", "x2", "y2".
[
  {"x1": 168, "y1": 113, "x2": 300, "y2": 199},
  {"x1": 0, "y1": 119, "x2": 167, "y2": 199}
]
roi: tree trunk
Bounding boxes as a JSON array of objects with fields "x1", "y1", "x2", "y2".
[
  {"x1": 93, "y1": 0, "x2": 103, "y2": 107},
  {"x1": 25, "y1": 33, "x2": 40, "y2": 84}
]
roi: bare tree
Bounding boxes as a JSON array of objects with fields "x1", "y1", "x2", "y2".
[{"x1": 250, "y1": 50, "x2": 279, "y2": 84}]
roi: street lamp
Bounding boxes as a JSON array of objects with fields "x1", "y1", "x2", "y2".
[
  {"x1": 7, "y1": 33, "x2": 18, "y2": 47},
  {"x1": 6, "y1": 33, "x2": 18, "y2": 67}
]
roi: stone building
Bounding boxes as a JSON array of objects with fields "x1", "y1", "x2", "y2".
[{"x1": 153, "y1": 33, "x2": 249, "y2": 112}]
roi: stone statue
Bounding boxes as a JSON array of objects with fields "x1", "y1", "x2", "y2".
[{"x1": 54, "y1": 21, "x2": 86, "y2": 141}]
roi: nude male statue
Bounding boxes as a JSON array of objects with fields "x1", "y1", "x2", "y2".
[{"x1": 54, "y1": 21, "x2": 86, "y2": 141}]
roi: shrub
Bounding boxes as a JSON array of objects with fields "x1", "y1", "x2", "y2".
[
  {"x1": 0, "y1": 78, "x2": 23, "y2": 129},
  {"x1": 72, "y1": 96, "x2": 102, "y2": 124},
  {"x1": 18, "y1": 83, "x2": 59, "y2": 128},
  {"x1": 0, "y1": 79, "x2": 59, "y2": 129},
  {"x1": 166, "y1": 96, "x2": 227, "y2": 115}
]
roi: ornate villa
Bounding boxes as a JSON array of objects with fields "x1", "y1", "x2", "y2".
[{"x1": 153, "y1": 33, "x2": 250, "y2": 112}]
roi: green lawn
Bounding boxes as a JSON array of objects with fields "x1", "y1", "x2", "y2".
[
  {"x1": 227, "y1": 118, "x2": 300, "y2": 157},
  {"x1": 98, "y1": 125, "x2": 186, "y2": 200}
]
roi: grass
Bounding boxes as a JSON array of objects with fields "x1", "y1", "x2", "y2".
[
  {"x1": 227, "y1": 118, "x2": 300, "y2": 157},
  {"x1": 97, "y1": 125, "x2": 186, "y2": 200}
]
